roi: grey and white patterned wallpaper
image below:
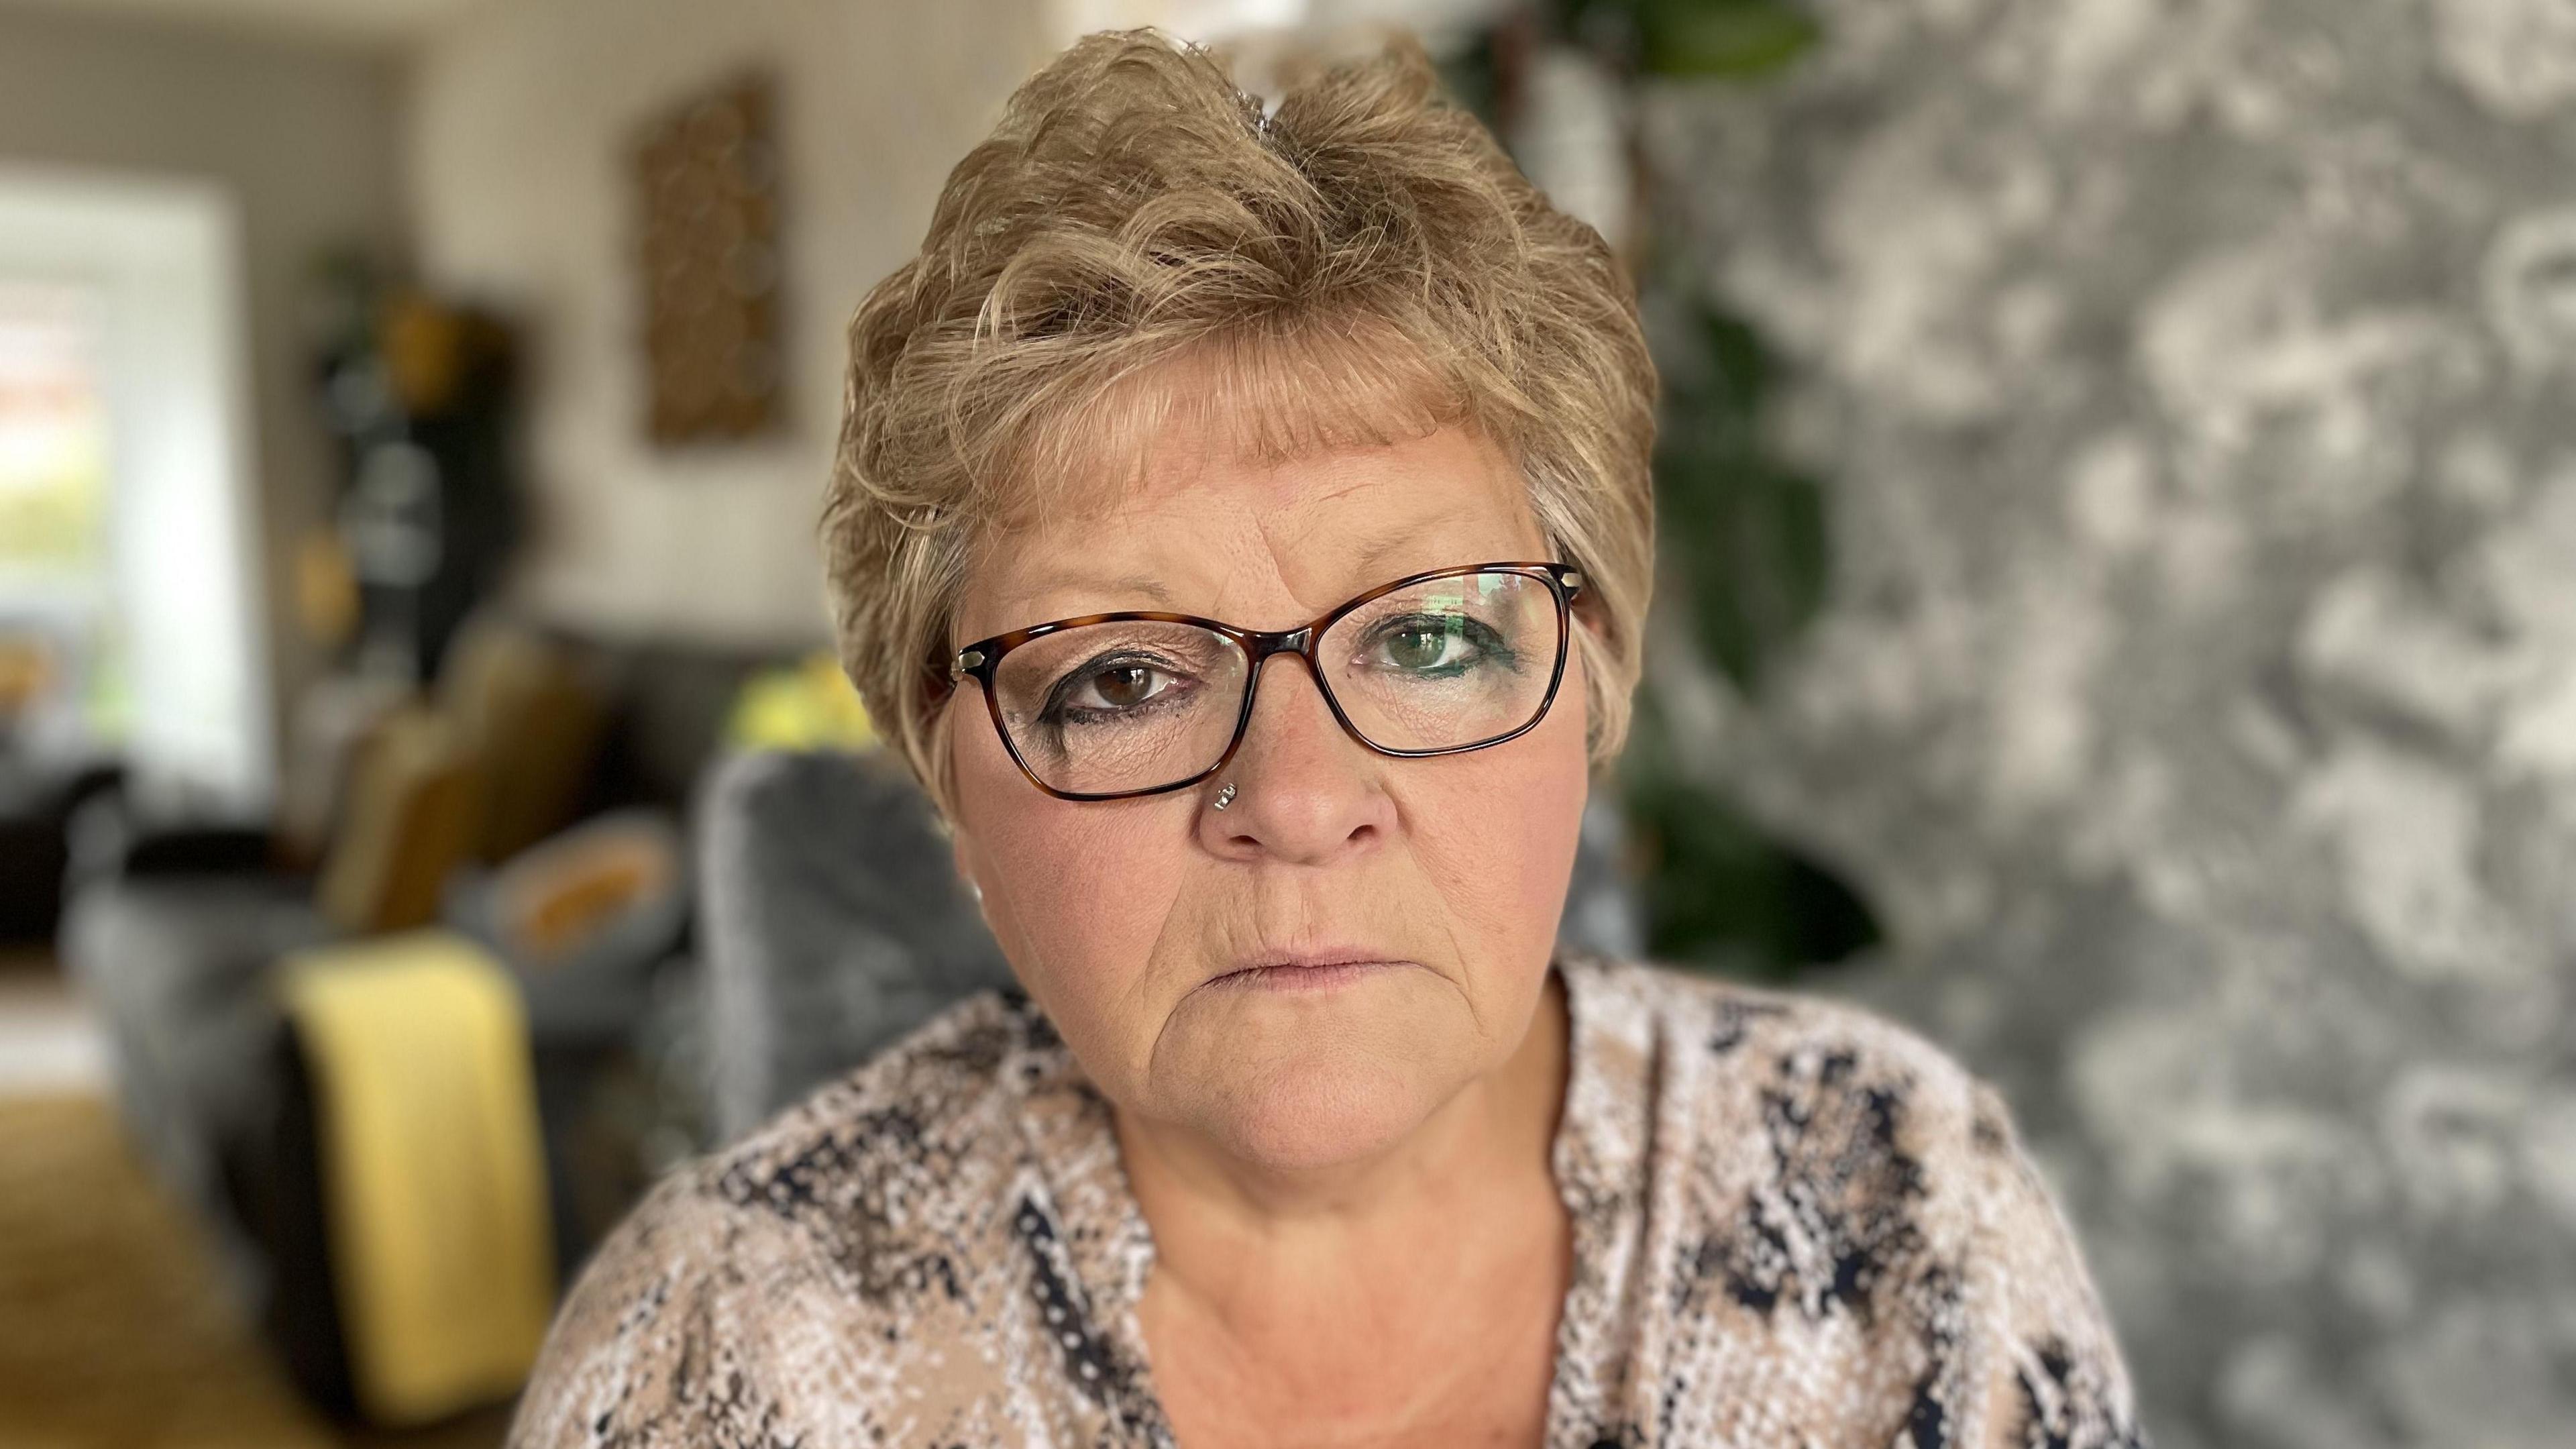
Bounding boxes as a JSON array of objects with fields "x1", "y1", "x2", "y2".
[{"x1": 1640, "y1": 1, "x2": 2576, "y2": 1444}]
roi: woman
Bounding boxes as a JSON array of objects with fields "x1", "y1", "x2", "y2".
[{"x1": 512, "y1": 30, "x2": 2147, "y2": 1449}]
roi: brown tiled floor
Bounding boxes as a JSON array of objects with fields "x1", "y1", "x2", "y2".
[{"x1": 0, "y1": 952, "x2": 511, "y2": 1449}]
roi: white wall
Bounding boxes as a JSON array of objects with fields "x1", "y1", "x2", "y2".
[
  {"x1": 0, "y1": 5, "x2": 403, "y2": 784},
  {"x1": 405, "y1": 0, "x2": 1056, "y2": 649}
]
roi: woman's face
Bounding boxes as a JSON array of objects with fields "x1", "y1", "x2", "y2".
[{"x1": 943, "y1": 421, "x2": 1593, "y2": 1173}]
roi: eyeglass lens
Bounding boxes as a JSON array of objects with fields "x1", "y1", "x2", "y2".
[{"x1": 987, "y1": 569, "x2": 1563, "y2": 796}]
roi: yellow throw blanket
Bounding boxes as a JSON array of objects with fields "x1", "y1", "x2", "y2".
[{"x1": 281, "y1": 931, "x2": 555, "y2": 1426}]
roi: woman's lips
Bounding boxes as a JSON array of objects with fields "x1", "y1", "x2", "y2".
[{"x1": 1208, "y1": 956, "x2": 1409, "y2": 991}]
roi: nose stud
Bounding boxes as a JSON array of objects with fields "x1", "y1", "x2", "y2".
[{"x1": 1211, "y1": 781, "x2": 1237, "y2": 811}]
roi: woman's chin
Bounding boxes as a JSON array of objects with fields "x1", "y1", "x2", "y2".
[{"x1": 1150, "y1": 987, "x2": 1479, "y2": 1173}]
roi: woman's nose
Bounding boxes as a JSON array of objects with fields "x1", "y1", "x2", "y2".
[{"x1": 1195, "y1": 651, "x2": 1394, "y2": 865}]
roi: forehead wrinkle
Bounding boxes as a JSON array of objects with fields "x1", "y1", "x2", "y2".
[
  {"x1": 968, "y1": 428, "x2": 1543, "y2": 642},
  {"x1": 1227, "y1": 445, "x2": 1535, "y2": 594},
  {"x1": 989, "y1": 492, "x2": 1266, "y2": 625},
  {"x1": 1009, "y1": 569, "x2": 1179, "y2": 616}
]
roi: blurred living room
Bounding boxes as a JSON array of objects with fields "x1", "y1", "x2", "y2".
[{"x1": 2, "y1": 0, "x2": 2572, "y2": 1446}]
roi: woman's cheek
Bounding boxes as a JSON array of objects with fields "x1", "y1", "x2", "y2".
[
  {"x1": 951, "y1": 714, "x2": 1161, "y2": 987},
  {"x1": 1417, "y1": 680, "x2": 1591, "y2": 959},
  {"x1": 975, "y1": 802, "x2": 1186, "y2": 1050},
  {"x1": 1419, "y1": 769, "x2": 1585, "y2": 975}
]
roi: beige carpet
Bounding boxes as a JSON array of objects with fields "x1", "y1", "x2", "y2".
[{"x1": 0, "y1": 1055, "x2": 511, "y2": 1448}]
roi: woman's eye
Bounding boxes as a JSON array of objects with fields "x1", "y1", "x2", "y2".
[
  {"x1": 1387, "y1": 624, "x2": 1456, "y2": 669},
  {"x1": 1081, "y1": 663, "x2": 1163, "y2": 708},
  {"x1": 1370, "y1": 616, "x2": 1483, "y2": 673},
  {"x1": 1044, "y1": 655, "x2": 1192, "y2": 722}
]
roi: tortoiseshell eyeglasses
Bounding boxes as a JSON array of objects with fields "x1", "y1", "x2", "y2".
[{"x1": 941, "y1": 560, "x2": 1584, "y2": 801}]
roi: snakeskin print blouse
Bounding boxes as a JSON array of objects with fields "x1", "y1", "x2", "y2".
[{"x1": 509, "y1": 953, "x2": 2150, "y2": 1447}]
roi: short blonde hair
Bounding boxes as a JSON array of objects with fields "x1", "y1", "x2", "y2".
[{"x1": 822, "y1": 28, "x2": 1656, "y2": 816}]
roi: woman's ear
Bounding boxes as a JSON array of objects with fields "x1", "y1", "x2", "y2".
[{"x1": 1570, "y1": 586, "x2": 1613, "y2": 651}]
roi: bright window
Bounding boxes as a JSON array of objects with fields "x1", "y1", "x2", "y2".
[{"x1": 0, "y1": 280, "x2": 112, "y2": 578}]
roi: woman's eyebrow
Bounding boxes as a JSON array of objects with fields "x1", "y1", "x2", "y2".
[
  {"x1": 1005, "y1": 523, "x2": 1508, "y2": 624},
  {"x1": 1010, "y1": 570, "x2": 1179, "y2": 616},
  {"x1": 1340, "y1": 532, "x2": 1415, "y2": 583}
]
